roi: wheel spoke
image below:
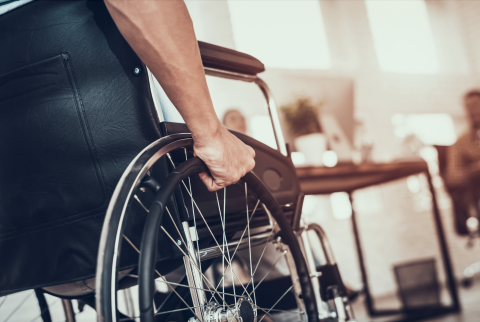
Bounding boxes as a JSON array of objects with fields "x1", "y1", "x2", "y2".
[
  {"x1": 163, "y1": 208, "x2": 221, "y2": 307},
  {"x1": 155, "y1": 305, "x2": 202, "y2": 316},
  {"x1": 258, "y1": 308, "x2": 304, "y2": 314},
  {"x1": 216, "y1": 188, "x2": 238, "y2": 308},
  {"x1": 184, "y1": 148, "x2": 202, "y2": 273},
  {"x1": 223, "y1": 187, "x2": 237, "y2": 307},
  {"x1": 122, "y1": 275, "x2": 246, "y2": 300},
  {"x1": 122, "y1": 235, "x2": 201, "y2": 321},
  {"x1": 135, "y1": 154, "x2": 246, "y2": 309},
  {"x1": 215, "y1": 191, "x2": 226, "y2": 309},
  {"x1": 258, "y1": 284, "x2": 296, "y2": 322},
  {"x1": 179, "y1": 181, "x2": 253, "y2": 299},
  {"x1": 239, "y1": 221, "x2": 277, "y2": 296},
  {"x1": 247, "y1": 250, "x2": 287, "y2": 297},
  {"x1": 161, "y1": 226, "x2": 237, "y2": 318},
  {"x1": 256, "y1": 306, "x2": 281, "y2": 322},
  {"x1": 167, "y1": 153, "x2": 239, "y2": 289},
  {"x1": 119, "y1": 305, "x2": 203, "y2": 321},
  {"x1": 211, "y1": 199, "x2": 261, "y2": 296},
  {"x1": 134, "y1": 195, "x2": 149, "y2": 213},
  {"x1": 245, "y1": 182, "x2": 256, "y2": 307},
  {"x1": 155, "y1": 279, "x2": 245, "y2": 299},
  {"x1": 228, "y1": 199, "x2": 261, "y2": 266}
]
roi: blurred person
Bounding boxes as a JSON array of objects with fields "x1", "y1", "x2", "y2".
[
  {"x1": 445, "y1": 89, "x2": 480, "y2": 234},
  {"x1": 223, "y1": 109, "x2": 247, "y2": 134}
]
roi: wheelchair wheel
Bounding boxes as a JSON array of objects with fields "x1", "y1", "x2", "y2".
[{"x1": 96, "y1": 134, "x2": 319, "y2": 322}]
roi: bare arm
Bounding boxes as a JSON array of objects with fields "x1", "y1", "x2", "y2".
[{"x1": 104, "y1": 0, "x2": 255, "y2": 191}]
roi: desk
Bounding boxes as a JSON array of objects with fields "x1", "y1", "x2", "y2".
[{"x1": 296, "y1": 161, "x2": 460, "y2": 321}]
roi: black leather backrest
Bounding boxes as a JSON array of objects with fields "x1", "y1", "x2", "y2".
[{"x1": 0, "y1": 0, "x2": 163, "y2": 293}]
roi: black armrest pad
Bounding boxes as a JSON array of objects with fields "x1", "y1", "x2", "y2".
[{"x1": 198, "y1": 41, "x2": 265, "y2": 76}]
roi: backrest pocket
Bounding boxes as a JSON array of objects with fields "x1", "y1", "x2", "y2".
[{"x1": 0, "y1": 54, "x2": 107, "y2": 237}]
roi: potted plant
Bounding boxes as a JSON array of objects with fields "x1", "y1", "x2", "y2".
[{"x1": 281, "y1": 97, "x2": 326, "y2": 166}]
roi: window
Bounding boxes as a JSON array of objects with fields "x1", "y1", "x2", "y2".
[
  {"x1": 365, "y1": 0, "x2": 438, "y2": 74},
  {"x1": 227, "y1": 0, "x2": 331, "y2": 69},
  {"x1": 391, "y1": 113, "x2": 457, "y2": 146}
]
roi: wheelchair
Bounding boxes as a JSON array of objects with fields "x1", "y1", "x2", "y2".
[{"x1": 0, "y1": 2, "x2": 355, "y2": 321}]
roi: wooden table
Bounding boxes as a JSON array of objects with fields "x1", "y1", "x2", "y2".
[
  {"x1": 296, "y1": 161, "x2": 428, "y2": 195},
  {"x1": 295, "y1": 161, "x2": 460, "y2": 321}
]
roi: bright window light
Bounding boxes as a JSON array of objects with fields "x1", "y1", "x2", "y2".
[
  {"x1": 365, "y1": 0, "x2": 438, "y2": 74},
  {"x1": 392, "y1": 113, "x2": 457, "y2": 145},
  {"x1": 291, "y1": 152, "x2": 306, "y2": 166},
  {"x1": 303, "y1": 195, "x2": 320, "y2": 216},
  {"x1": 405, "y1": 114, "x2": 457, "y2": 145},
  {"x1": 330, "y1": 192, "x2": 352, "y2": 220},
  {"x1": 322, "y1": 151, "x2": 338, "y2": 167},
  {"x1": 227, "y1": 0, "x2": 331, "y2": 69},
  {"x1": 407, "y1": 175, "x2": 421, "y2": 194}
]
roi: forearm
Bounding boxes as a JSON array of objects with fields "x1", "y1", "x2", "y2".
[
  {"x1": 104, "y1": 0, "x2": 255, "y2": 191},
  {"x1": 104, "y1": 0, "x2": 221, "y2": 143}
]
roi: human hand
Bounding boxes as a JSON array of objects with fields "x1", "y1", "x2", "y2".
[{"x1": 193, "y1": 126, "x2": 255, "y2": 191}]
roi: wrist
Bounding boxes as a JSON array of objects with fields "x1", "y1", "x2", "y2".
[{"x1": 189, "y1": 118, "x2": 224, "y2": 148}]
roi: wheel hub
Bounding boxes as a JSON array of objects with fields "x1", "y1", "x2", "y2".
[{"x1": 194, "y1": 299, "x2": 256, "y2": 322}]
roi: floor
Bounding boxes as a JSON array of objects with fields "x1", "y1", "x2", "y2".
[
  {"x1": 1, "y1": 282, "x2": 480, "y2": 321},
  {"x1": 0, "y1": 291, "x2": 97, "y2": 322},
  {"x1": 351, "y1": 282, "x2": 480, "y2": 322}
]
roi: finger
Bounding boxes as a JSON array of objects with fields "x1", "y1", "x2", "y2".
[
  {"x1": 247, "y1": 145, "x2": 256, "y2": 158},
  {"x1": 198, "y1": 171, "x2": 224, "y2": 192},
  {"x1": 247, "y1": 158, "x2": 255, "y2": 172}
]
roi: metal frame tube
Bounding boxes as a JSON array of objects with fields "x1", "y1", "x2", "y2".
[
  {"x1": 62, "y1": 299, "x2": 76, "y2": 322},
  {"x1": 299, "y1": 230, "x2": 328, "y2": 319},
  {"x1": 305, "y1": 224, "x2": 336, "y2": 266},
  {"x1": 253, "y1": 77, "x2": 287, "y2": 156}
]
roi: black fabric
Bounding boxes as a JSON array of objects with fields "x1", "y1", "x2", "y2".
[
  {"x1": 317, "y1": 264, "x2": 346, "y2": 300},
  {"x1": 0, "y1": 0, "x2": 167, "y2": 293}
]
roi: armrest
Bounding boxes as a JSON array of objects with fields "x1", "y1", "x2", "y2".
[{"x1": 198, "y1": 41, "x2": 265, "y2": 76}]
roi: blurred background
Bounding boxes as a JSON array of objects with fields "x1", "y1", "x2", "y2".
[{"x1": 182, "y1": 1, "x2": 480, "y2": 321}]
